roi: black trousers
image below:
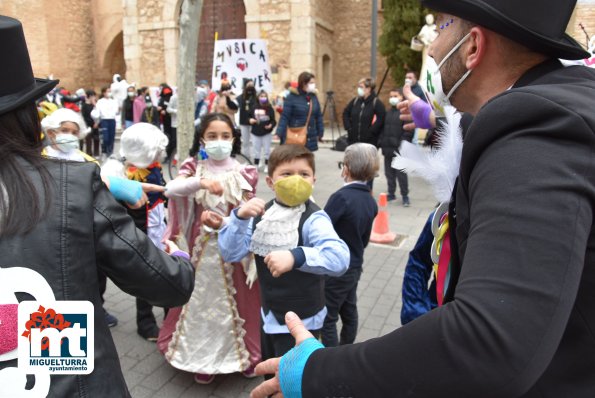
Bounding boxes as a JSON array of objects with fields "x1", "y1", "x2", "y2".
[
  {"x1": 136, "y1": 299, "x2": 158, "y2": 333},
  {"x1": 321, "y1": 267, "x2": 363, "y2": 347},
  {"x1": 166, "y1": 127, "x2": 177, "y2": 160},
  {"x1": 384, "y1": 155, "x2": 409, "y2": 197}
]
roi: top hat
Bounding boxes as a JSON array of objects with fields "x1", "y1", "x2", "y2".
[
  {"x1": 0, "y1": 15, "x2": 59, "y2": 115},
  {"x1": 421, "y1": 0, "x2": 590, "y2": 60}
]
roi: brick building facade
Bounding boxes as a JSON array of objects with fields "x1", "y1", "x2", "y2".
[{"x1": 1, "y1": 0, "x2": 593, "y2": 121}]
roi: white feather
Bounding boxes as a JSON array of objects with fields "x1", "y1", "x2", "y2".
[
  {"x1": 391, "y1": 105, "x2": 463, "y2": 202},
  {"x1": 100, "y1": 157, "x2": 126, "y2": 179}
]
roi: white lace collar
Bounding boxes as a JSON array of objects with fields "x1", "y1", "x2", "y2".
[
  {"x1": 194, "y1": 162, "x2": 253, "y2": 210},
  {"x1": 250, "y1": 201, "x2": 305, "y2": 257}
]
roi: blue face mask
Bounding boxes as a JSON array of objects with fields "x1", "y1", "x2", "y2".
[
  {"x1": 54, "y1": 134, "x2": 79, "y2": 153},
  {"x1": 204, "y1": 140, "x2": 233, "y2": 160}
]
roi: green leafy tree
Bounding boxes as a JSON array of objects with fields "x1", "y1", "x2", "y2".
[{"x1": 379, "y1": 0, "x2": 428, "y2": 85}]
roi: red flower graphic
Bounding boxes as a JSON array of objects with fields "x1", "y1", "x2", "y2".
[{"x1": 21, "y1": 305, "x2": 72, "y2": 350}]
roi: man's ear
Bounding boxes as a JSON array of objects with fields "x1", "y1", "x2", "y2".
[{"x1": 465, "y1": 26, "x2": 487, "y2": 70}]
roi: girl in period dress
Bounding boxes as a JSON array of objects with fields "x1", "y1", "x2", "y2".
[{"x1": 157, "y1": 113, "x2": 261, "y2": 384}]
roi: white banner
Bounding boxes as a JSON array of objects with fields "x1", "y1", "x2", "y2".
[{"x1": 211, "y1": 39, "x2": 272, "y2": 95}]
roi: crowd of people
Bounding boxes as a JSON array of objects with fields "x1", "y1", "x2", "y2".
[{"x1": 3, "y1": 0, "x2": 595, "y2": 395}]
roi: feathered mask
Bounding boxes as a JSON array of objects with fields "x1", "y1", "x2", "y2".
[{"x1": 392, "y1": 105, "x2": 463, "y2": 203}]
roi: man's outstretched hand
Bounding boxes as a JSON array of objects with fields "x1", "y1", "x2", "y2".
[{"x1": 250, "y1": 312, "x2": 315, "y2": 398}]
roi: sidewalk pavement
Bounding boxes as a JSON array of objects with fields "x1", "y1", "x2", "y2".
[{"x1": 104, "y1": 141, "x2": 438, "y2": 398}]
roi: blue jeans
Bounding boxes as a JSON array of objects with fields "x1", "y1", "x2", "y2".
[
  {"x1": 100, "y1": 119, "x2": 116, "y2": 155},
  {"x1": 124, "y1": 120, "x2": 134, "y2": 129}
]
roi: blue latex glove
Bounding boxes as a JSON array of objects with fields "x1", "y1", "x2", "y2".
[
  {"x1": 107, "y1": 176, "x2": 143, "y2": 205},
  {"x1": 279, "y1": 337, "x2": 324, "y2": 398}
]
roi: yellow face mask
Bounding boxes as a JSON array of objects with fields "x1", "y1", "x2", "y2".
[{"x1": 273, "y1": 175, "x2": 313, "y2": 207}]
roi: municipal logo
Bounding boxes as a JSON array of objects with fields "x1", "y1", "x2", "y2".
[{"x1": 18, "y1": 301, "x2": 94, "y2": 374}]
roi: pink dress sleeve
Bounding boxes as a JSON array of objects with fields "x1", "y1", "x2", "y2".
[{"x1": 179, "y1": 157, "x2": 198, "y2": 177}]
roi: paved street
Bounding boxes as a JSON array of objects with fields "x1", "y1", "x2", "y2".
[{"x1": 105, "y1": 139, "x2": 437, "y2": 397}]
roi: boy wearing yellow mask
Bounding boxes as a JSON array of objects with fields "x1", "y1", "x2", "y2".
[{"x1": 219, "y1": 144, "x2": 349, "y2": 363}]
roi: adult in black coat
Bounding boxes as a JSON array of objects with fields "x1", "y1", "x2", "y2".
[
  {"x1": 250, "y1": 1, "x2": 595, "y2": 397},
  {"x1": 0, "y1": 16, "x2": 194, "y2": 397},
  {"x1": 237, "y1": 79, "x2": 257, "y2": 158},
  {"x1": 342, "y1": 77, "x2": 386, "y2": 147},
  {"x1": 377, "y1": 88, "x2": 413, "y2": 205}
]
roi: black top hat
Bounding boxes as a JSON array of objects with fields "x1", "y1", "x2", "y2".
[
  {"x1": 0, "y1": 15, "x2": 59, "y2": 115},
  {"x1": 421, "y1": 0, "x2": 590, "y2": 60}
]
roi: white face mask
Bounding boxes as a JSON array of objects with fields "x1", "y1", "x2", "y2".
[
  {"x1": 357, "y1": 87, "x2": 365, "y2": 97},
  {"x1": 389, "y1": 97, "x2": 400, "y2": 107},
  {"x1": 127, "y1": 92, "x2": 134, "y2": 97},
  {"x1": 404, "y1": 78, "x2": 414, "y2": 86},
  {"x1": 307, "y1": 83, "x2": 316, "y2": 93},
  {"x1": 425, "y1": 32, "x2": 472, "y2": 117},
  {"x1": 204, "y1": 140, "x2": 233, "y2": 161},
  {"x1": 54, "y1": 133, "x2": 79, "y2": 153}
]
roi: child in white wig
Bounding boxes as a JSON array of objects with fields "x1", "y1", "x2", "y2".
[
  {"x1": 118, "y1": 122, "x2": 169, "y2": 341},
  {"x1": 41, "y1": 108, "x2": 91, "y2": 162},
  {"x1": 119, "y1": 122, "x2": 169, "y2": 250}
]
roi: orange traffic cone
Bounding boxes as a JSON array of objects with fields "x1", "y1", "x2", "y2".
[{"x1": 370, "y1": 193, "x2": 396, "y2": 244}]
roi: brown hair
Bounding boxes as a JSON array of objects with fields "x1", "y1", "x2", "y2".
[
  {"x1": 358, "y1": 77, "x2": 376, "y2": 91},
  {"x1": 298, "y1": 72, "x2": 315, "y2": 90},
  {"x1": 268, "y1": 144, "x2": 315, "y2": 177}
]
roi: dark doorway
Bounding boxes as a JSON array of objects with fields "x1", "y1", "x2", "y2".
[{"x1": 196, "y1": 0, "x2": 247, "y2": 83}]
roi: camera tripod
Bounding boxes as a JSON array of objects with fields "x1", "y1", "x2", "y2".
[{"x1": 322, "y1": 91, "x2": 340, "y2": 146}]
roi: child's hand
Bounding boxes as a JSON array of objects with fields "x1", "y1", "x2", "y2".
[
  {"x1": 264, "y1": 250, "x2": 294, "y2": 277},
  {"x1": 200, "y1": 178, "x2": 224, "y2": 196},
  {"x1": 201, "y1": 210, "x2": 224, "y2": 229},
  {"x1": 237, "y1": 197, "x2": 266, "y2": 219}
]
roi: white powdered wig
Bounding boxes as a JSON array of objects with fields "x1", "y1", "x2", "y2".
[
  {"x1": 119, "y1": 122, "x2": 169, "y2": 169},
  {"x1": 100, "y1": 156, "x2": 127, "y2": 179},
  {"x1": 40, "y1": 108, "x2": 89, "y2": 140}
]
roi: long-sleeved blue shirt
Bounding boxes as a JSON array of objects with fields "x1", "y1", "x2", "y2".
[{"x1": 219, "y1": 208, "x2": 349, "y2": 333}]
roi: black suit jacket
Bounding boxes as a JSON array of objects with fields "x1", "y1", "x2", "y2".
[{"x1": 302, "y1": 60, "x2": 595, "y2": 397}]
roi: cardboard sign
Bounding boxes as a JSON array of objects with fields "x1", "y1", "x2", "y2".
[{"x1": 211, "y1": 39, "x2": 272, "y2": 95}]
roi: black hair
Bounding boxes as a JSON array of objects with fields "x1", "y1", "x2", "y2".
[
  {"x1": 85, "y1": 89, "x2": 96, "y2": 97},
  {"x1": 406, "y1": 71, "x2": 418, "y2": 79},
  {"x1": 0, "y1": 102, "x2": 53, "y2": 237}
]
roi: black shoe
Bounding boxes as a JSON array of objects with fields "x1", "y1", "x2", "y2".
[
  {"x1": 403, "y1": 196, "x2": 411, "y2": 207},
  {"x1": 104, "y1": 310, "x2": 118, "y2": 328},
  {"x1": 137, "y1": 324, "x2": 159, "y2": 342},
  {"x1": 387, "y1": 194, "x2": 397, "y2": 202}
]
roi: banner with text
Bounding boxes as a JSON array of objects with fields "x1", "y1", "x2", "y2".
[{"x1": 211, "y1": 39, "x2": 272, "y2": 95}]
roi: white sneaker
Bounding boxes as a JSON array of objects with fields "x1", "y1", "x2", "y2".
[{"x1": 263, "y1": 165, "x2": 268, "y2": 174}]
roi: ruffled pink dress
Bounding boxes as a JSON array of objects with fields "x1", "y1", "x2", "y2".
[{"x1": 157, "y1": 157, "x2": 261, "y2": 374}]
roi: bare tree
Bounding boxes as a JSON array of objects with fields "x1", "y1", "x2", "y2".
[{"x1": 176, "y1": 0, "x2": 203, "y2": 160}]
